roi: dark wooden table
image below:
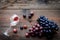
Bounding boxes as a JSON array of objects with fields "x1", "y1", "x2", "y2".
[{"x1": 0, "y1": 10, "x2": 60, "y2": 40}]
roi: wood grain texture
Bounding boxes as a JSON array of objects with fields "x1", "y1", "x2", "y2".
[{"x1": 0, "y1": 10, "x2": 60, "y2": 40}]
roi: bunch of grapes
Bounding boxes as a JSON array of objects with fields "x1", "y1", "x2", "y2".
[
  {"x1": 25, "y1": 16, "x2": 59, "y2": 40},
  {"x1": 37, "y1": 16, "x2": 59, "y2": 39},
  {"x1": 25, "y1": 23, "x2": 43, "y2": 38}
]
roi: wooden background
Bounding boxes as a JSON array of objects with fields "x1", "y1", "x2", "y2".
[{"x1": 0, "y1": 10, "x2": 60, "y2": 40}]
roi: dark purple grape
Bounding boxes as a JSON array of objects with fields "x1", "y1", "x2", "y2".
[
  {"x1": 28, "y1": 15, "x2": 32, "y2": 19},
  {"x1": 20, "y1": 26, "x2": 23, "y2": 30},
  {"x1": 23, "y1": 14, "x2": 26, "y2": 18}
]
